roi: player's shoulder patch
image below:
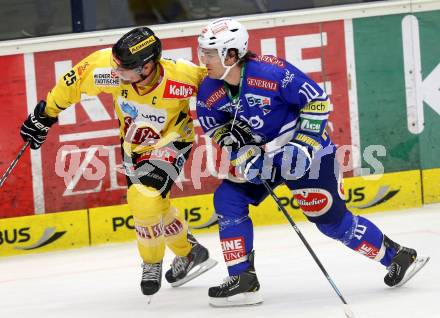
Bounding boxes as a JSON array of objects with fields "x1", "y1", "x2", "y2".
[
  {"x1": 78, "y1": 48, "x2": 119, "y2": 85},
  {"x1": 93, "y1": 68, "x2": 120, "y2": 86},
  {"x1": 198, "y1": 79, "x2": 226, "y2": 108},
  {"x1": 246, "y1": 57, "x2": 284, "y2": 87}
]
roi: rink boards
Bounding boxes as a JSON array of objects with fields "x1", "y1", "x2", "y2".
[
  {"x1": 1, "y1": 3, "x2": 440, "y2": 219},
  {"x1": 0, "y1": 169, "x2": 426, "y2": 257}
]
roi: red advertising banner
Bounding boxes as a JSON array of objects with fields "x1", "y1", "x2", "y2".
[
  {"x1": 0, "y1": 20, "x2": 350, "y2": 216},
  {"x1": 33, "y1": 45, "x2": 125, "y2": 213},
  {"x1": 249, "y1": 20, "x2": 350, "y2": 147},
  {"x1": 0, "y1": 54, "x2": 34, "y2": 218}
]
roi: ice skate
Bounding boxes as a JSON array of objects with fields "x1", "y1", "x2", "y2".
[
  {"x1": 209, "y1": 250, "x2": 263, "y2": 307},
  {"x1": 165, "y1": 233, "x2": 217, "y2": 287},
  {"x1": 140, "y1": 261, "x2": 162, "y2": 301},
  {"x1": 384, "y1": 236, "x2": 430, "y2": 287}
]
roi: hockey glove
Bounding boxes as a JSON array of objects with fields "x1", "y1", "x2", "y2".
[
  {"x1": 230, "y1": 145, "x2": 266, "y2": 184},
  {"x1": 20, "y1": 100, "x2": 57, "y2": 150},
  {"x1": 212, "y1": 119, "x2": 255, "y2": 151},
  {"x1": 273, "y1": 142, "x2": 312, "y2": 180}
]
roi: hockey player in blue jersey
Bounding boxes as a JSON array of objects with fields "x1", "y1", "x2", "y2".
[{"x1": 195, "y1": 17, "x2": 430, "y2": 307}]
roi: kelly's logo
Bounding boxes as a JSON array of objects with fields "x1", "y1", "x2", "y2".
[{"x1": 163, "y1": 80, "x2": 196, "y2": 99}]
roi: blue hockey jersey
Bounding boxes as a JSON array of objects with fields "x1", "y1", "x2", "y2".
[{"x1": 196, "y1": 55, "x2": 332, "y2": 156}]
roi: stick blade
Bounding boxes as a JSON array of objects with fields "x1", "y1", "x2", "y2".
[{"x1": 343, "y1": 304, "x2": 355, "y2": 318}]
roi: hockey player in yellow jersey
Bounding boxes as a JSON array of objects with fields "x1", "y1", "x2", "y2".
[{"x1": 19, "y1": 27, "x2": 217, "y2": 298}]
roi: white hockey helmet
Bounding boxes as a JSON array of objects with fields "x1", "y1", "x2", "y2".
[{"x1": 198, "y1": 17, "x2": 249, "y2": 67}]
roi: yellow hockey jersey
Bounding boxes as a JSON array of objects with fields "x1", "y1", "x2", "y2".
[{"x1": 45, "y1": 48, "x2": 207, "y2": 153}]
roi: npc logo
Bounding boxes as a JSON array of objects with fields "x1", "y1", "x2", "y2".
[{"x1": 118, "y1": 97, "x2": 167, "y2": 132}]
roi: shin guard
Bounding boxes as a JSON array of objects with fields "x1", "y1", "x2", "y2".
[
  {"x1": 128, "y1": 184, "x2": 169, "y2": 263},
  {"x1": 163, "y1": 206, "x2": 192, "y2": 257}
]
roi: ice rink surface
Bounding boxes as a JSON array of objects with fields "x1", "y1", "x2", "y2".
[{"x1": 1, "y1": 205, "x2": 438, "y2": 318}]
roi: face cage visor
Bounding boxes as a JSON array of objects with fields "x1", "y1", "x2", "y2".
[
  {"x1": 110, "y1": 54, "x2": 144, "y2": 80},
  {"x1": 197, "y1": 46, "x2": 240, "y2": 80}
]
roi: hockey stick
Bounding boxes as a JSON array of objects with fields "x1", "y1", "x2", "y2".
[
  {"x1": 260, "y1": 179, "x2": 355, "y2": 318},
  {"x1": 0, "y1": 141, "x2": 30, "y2": 188}
]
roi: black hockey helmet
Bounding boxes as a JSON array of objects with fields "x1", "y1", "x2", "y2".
[{"x1": 112, "y1": 27, "x2": 162, "y2": 69}]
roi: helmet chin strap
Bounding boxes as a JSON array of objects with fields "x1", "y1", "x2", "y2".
[
  {"x1": 219, "y1": 61, "x2": 239, "y2": 80},
  {"x1": 134, "y1": 63, "x2": 155, "y2": 84},
  {"x1": 134, "y1": 75, "x2": 147, "y2": 84},
  {"x1": 218, "y1": 48, "x2": 241, "y2": 81}
]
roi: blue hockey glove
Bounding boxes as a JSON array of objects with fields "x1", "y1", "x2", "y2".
[
  {"x1": 230, "y1": 145, "x2": 266, "y2": 184},
  {"x1": 20, "y1": 100, "x2": 57, "y2": 150},
  {"x1": 273, "y1": 142, "x2": 312, "y2": 180},
  {"x1": 212, "y1": 119, "x2": 255, "y2": 151}
]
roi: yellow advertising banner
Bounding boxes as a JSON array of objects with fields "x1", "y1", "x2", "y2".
[
  {"x1": 88, "y1": 196, "x2": 219, "y2": 244},
  {"x1": 88, "y1": 170, "x2": 423, "y2": 245},
  {"x1": 174, "y1": 170, "x2": 423, "y2": 233},
  {"x1": 172, "y1": 195, "x2": 218, "y2": 234},
  {"x1": 89, "y1": 204, "x2": 135, "y2": 245},
  {"x1": 0, "y1": 210, "x2": 89, "y2": 257},
  {"x1": 422, "y1": 168, "x2": 440, "y2": 204},
  {"x1": 344, "y1": 170, "x2": 422, "y2": 214}
]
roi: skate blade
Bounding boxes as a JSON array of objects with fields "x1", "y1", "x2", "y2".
[
  {"x1": 146, "y1": 296, "x2": 153, "y2": 304},
  {"x1": 170, "y1": 258, "x2": 218, "y2": 287},
  {"x1": 394, "y1": 256, "x2": 430, "y2": 288},
  {"x1": 209, "y1": 291, "x2": 264, "y2": 307}
]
